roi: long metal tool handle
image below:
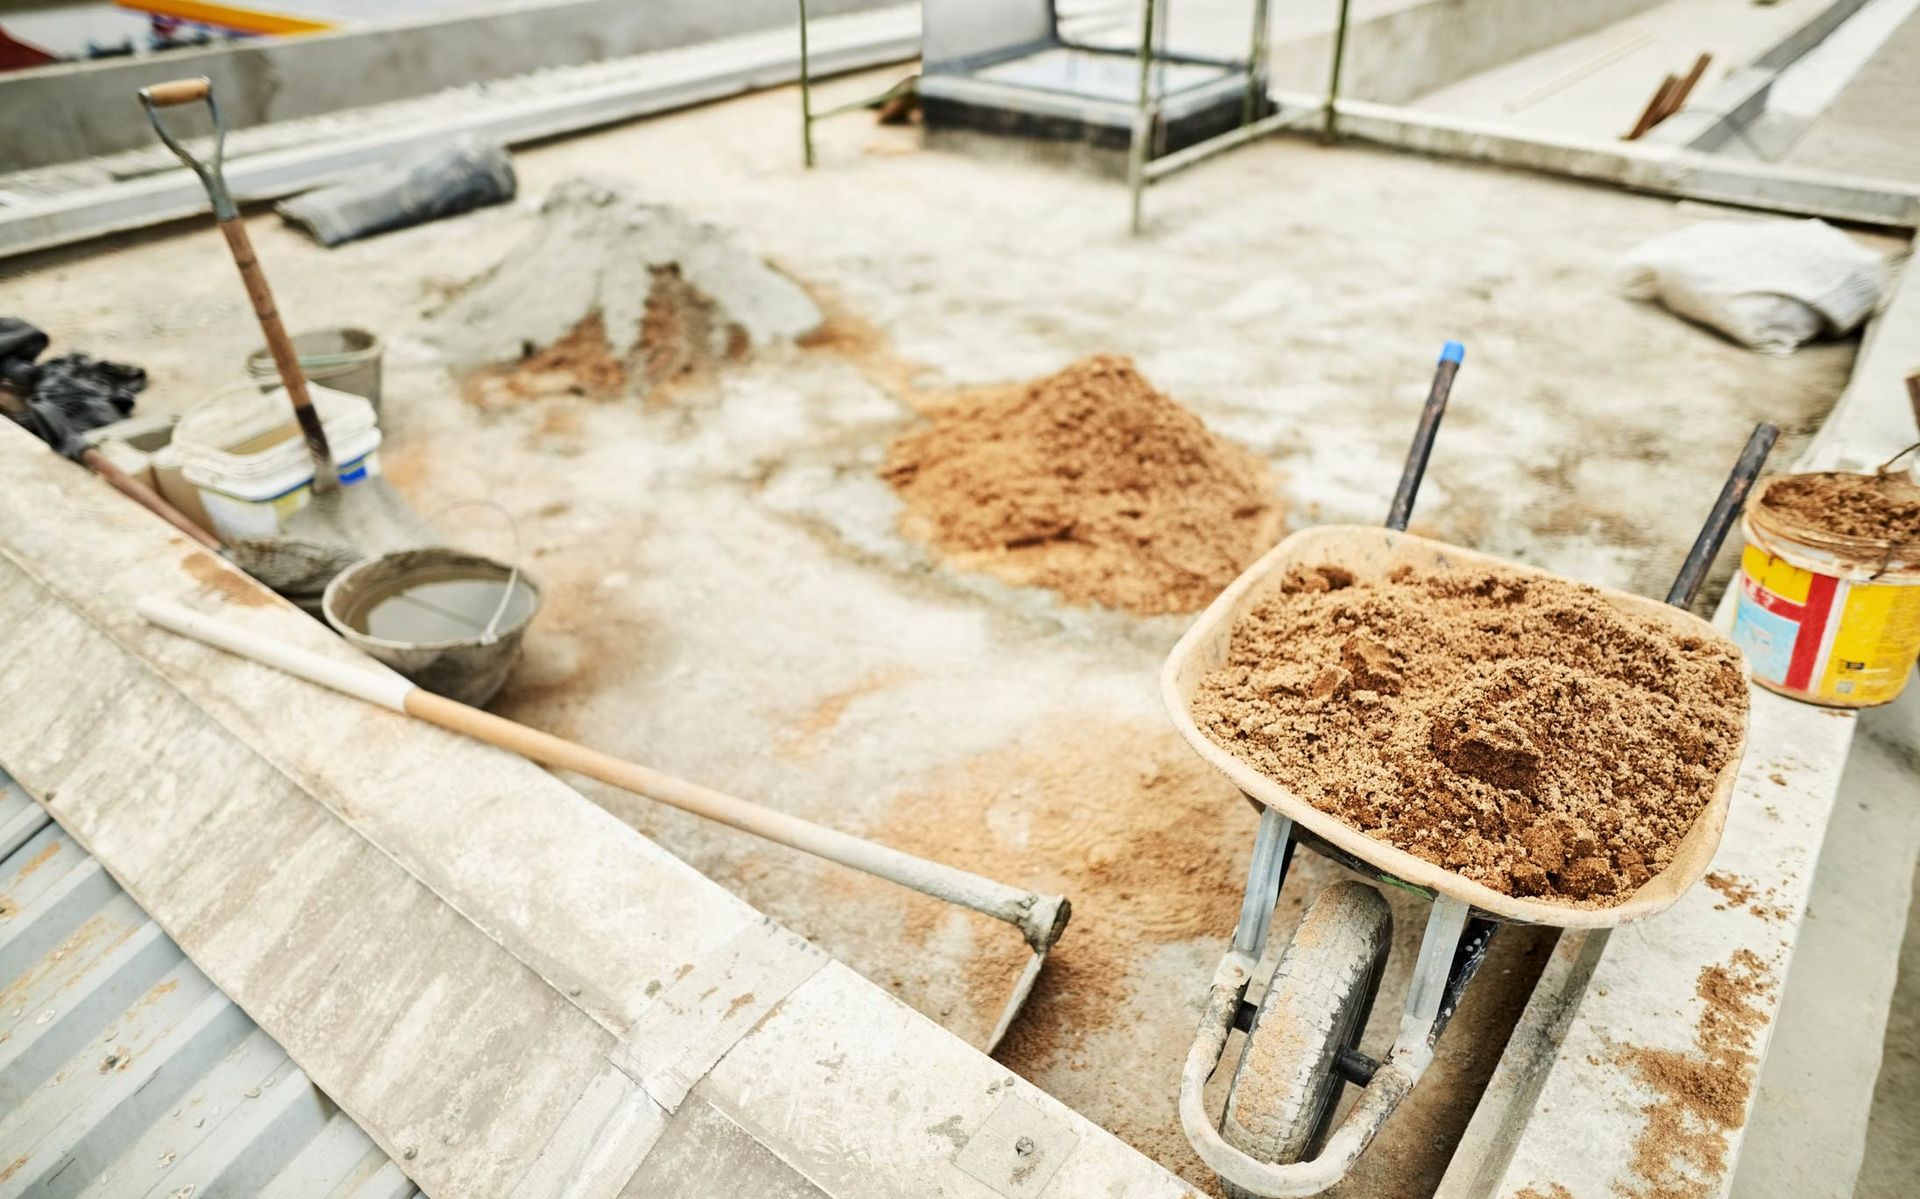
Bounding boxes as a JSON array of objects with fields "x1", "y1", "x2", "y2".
[
  {"x1": 1386, "y1": 341, "x2": 1464, "y2": 531},
  {"x1": 136, "y1": 598, "x2": 1071, "y2": 954},
  {"x1": 1665, "y1": 422, "x2": 1777, "y2": 609},
  {"x1": 139, "y1": 77, "x2": 337, "y2": 495}
]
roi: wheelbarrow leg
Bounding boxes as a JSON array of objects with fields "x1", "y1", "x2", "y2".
[
  {"x1": 1233, "y1": 807, "x2": 1295, "y2": 959},
  {"x1": 1394, "y1": 896, "x2": 1471, "y2": 1071}
]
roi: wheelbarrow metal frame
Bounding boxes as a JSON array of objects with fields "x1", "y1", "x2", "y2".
[{"x1": 1170, "y1": 345, "x2": 1776, "y2": 1197}]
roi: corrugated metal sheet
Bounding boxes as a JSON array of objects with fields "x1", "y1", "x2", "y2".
[{"x1": 0, "y1": 767, "x2": 421, "y2": 1199}]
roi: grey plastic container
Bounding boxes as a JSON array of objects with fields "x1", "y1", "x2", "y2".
[
  {"x1": 322, "y1": 548, "x2": 540, "y2": 707},
  {"x1": 247, "y1": 328, "x2": 384, "y2": 414}
]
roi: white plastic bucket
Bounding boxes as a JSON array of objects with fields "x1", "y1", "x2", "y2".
[{"x1": 176, "y1": 384, "x2": 385, "y2": 542}]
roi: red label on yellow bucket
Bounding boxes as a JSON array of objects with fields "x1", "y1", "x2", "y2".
[{"x1": 1732, "y1": 544, "x2": 1920, "y2": 706}]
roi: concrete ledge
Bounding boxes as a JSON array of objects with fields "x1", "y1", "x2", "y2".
[
  {"x1": 1647, "y1": 0, "x2": 1874, "y2": 150},
  {"x1": 0, "y1": 8, "x2": 919, "y2": 260},
  {"x1": 1268, "y1": 0, "x2": 1666, "y2": 105},
  {"x1": 1291, "y1": 93, "x2": 1920, "y2": 227},
  {"x1": 0, "y1": 0, "x2": 893, "y2": 171},
  {"x1": 1437, "y1": 248, "x2": 1919, "y2": 1199},
  {"x1": 0, "y1": 419, "x2": 1185, "y2": 1197}
]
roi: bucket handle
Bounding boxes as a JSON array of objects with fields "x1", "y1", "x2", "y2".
[
  {"x1": 1875, "y1": 439, "x2": 1919, "y2": 477},
  {"x1": 402, "y1": 498, "x2": 525, "y2": 645}
]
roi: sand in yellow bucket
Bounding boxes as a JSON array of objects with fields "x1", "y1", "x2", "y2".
[{"x1": 1732, "y1": 466, "x2": 1920, "y2": 708}]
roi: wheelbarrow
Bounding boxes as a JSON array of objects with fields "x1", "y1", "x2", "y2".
[{"x1": 1161, "y1": 344, "x2": 1775, "y2": 1198}]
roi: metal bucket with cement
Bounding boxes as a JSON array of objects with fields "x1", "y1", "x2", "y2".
[
  {"x1": 322, "y1": 547, "x2": 540, "y2": 707},
  {"x1": 248, "y1": 328, "x2": 384, "y2": 414}
]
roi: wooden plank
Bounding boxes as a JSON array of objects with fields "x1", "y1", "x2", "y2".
[
  {"x1": 1626, "y1": 73, "x2": 1681, "y2": 140},
  {"x1": 1658, "y1": 53, "x2": 1715, "y2": 125}
]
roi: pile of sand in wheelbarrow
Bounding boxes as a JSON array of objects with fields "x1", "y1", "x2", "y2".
[
  {"x1": 1191, "y1": 564, "x2": 1747, "y2": 905},
  {"x1": 435, "y1": 178, "x2": 821, "y2": 407},
  {"x1": 882, "y1": 355, "x2": 1283, "y2": 616}
]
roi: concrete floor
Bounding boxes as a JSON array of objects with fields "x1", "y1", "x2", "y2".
[
  {"x1": 0, "y1": 72, "x2": 1878, "y2": 1194},
  {"x1": 1858, "y1": 844, "x2": 1920, "y2": 1198},
  {"x1": 1730, "y1": 687, "x2": 1920, "y2": 1199},
  {"x1": 1779, "y1": 2, "x2": 1920, "y2": 181}
]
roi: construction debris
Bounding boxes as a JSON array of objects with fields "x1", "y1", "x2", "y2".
[
  {"x1": 435, "y1": 178, "x2": 821, "y2": 401},
  {"x1": 277, "y1": 137, "x2": 516, "y2": 247},
  {"x1": 0, "y1": 317, "x2": 145, "y2": 459},
  {"x1": 1624, "y1": 52, "x2": 1711, "y2": 140}
]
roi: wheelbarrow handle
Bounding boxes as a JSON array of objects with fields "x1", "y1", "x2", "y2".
[
  {"x1": 1664, "y1": 421, "x2": 1778, "y2": 609},
  {"x1": 1386, "y1": 341, "x2": 1464, "y2": 532}
]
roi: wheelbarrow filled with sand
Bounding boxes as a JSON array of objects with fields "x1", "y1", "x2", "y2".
[{"x1": 1161, "y1": 347, "x2": 1770, "y2": 1198}]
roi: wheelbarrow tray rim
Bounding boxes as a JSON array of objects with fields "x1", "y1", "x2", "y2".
[{"x1": 1161, "y1": 524, "x2": 1750, "y2": 930}]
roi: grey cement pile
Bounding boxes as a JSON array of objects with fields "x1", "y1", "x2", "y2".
[{"x1": 432, "y1": 178, "x2": 821, "y2": 372}]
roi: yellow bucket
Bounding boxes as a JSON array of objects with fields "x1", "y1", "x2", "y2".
[{"x1": 1731, "y1": 476, "x2": 1920, "y2": 708}]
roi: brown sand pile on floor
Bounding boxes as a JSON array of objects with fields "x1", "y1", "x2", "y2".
[
  {"x1": 1616, "y1": 950, "x2": 1773, "y2": 1199},
  {"x1": 882, "y1": 355, "x2": 1282, "y2": 616},
  {"x1": 867, "y1": 722, "x2": 1259, "y2": 1187},
  {"x1": 1191, "y1": 564, "x2": 1747, "y2": 905},
  {"x1": 463, "y1": 270, "x2": 748, "y2": 410},
  {"x1": 873, "y1": 723, "x2": 1250, "y2": 1055},
  {"x1": 1757, "y1": 470, "x2": 1920, "y2": 543}
]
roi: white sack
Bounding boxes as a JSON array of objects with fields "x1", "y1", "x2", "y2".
[{"x1": 1618, "y1": 218, "x2": 1884, "y2": 353}]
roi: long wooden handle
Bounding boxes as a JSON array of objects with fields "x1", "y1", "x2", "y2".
[
  {"x1": 141, "y1": 77, "x2": 211, "y2": 107},
  {"x1": 81, "y1": 447, "x2": 223, "y2": 551},
  {"x1": 216, "y1": 218, "x2": 337, "y2": 492},
  {"x1": 134, "y1": 599, "x2": 1071, "y2": 952}
]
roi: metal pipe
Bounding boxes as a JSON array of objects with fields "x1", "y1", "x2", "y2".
[
  {"x1": 1232, "y1": 809, "x2": 1295, "y2": 957},
  {"x1": 1128, "y1": 0, "x2": 1159, "y2": 235},
  {"x1": 1386, "y1": 342, "x2": 1464, "y2": 532},
  {"x1": 1243, "y1": 0, "x2": 1273, "y2": 126},
  {"x1": 1665, "y1": 421, "x2": 1777, "y2": 608},
  {"x1": 1143, "y1": 105, "x2": 1319, "y2": 182},
  {"x1": 798, "y1": 0, "x2": 815, "y2": 168},
  {"x1": 1323, "y1": 0, "x2": 1353, "y2": 144}
]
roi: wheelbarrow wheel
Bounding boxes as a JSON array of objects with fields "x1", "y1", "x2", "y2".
[{"x1": 1218, "y1": 881, "x2": 1392, "y2": 1196}]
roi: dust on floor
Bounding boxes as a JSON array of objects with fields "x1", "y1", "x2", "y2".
[{"x1": 3, "y1": 66, "x2": 1870, "y2": 1195}]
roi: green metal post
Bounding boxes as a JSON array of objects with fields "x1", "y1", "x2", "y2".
[
  {"x1": 1128, "y1": 0, "x2": 1158, "y2": 235},
  {"x1": 1323, "y1": 0, "x2": 1351, "y2": 143},
  {"x1": 799, "y1": 0, "x2": 815, "y2": 168},
  {"x1": 1243, "y1": 0, "x2": 1271, "y2": 126}
]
